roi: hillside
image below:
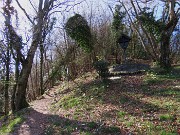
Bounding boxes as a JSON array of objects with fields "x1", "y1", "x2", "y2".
[{"x1": 0, "y1": 67, "x2": 180, "y2": 135}]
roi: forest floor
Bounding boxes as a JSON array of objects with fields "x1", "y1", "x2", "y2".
[{"x1": 0, "y1": 66, "x2": 180, "y2": 135}]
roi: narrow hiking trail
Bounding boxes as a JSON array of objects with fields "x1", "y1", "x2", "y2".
[{"x1": 10, "y1": 86, "x2": 58, "y2": 135}]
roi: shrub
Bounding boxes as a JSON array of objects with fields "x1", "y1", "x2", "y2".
[{"x1": 93, "y1": 60, "x2": 109, "y2": 79}]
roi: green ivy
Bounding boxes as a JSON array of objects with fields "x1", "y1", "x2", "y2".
[
  {"x1": 112, "y1": 5, "x2": 126, "y2": 39},
  {"x1": 65, "y1": 14, "x2": 93, "y2": 53},
  {"x1": 139, "y1": 9, "x2": 165, "y2": 43}
]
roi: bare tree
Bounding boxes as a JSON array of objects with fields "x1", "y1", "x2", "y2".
[{"x1": 3, "y1": 0, "x2": 84, "y2": 112}]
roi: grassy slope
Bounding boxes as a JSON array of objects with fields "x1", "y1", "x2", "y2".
[
  {"x1": 0, "y1": 114, "x2": 24, "y2": 134},
  {"x1": 0, "y1": 66, "x2": 179, "y2": 135},
  {"x1": 47, "y1": 66, "x2": 180, "y2": 135}
]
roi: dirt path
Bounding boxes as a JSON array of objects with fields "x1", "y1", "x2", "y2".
[{"x1": 10, "y1": 86, "x2": 58, "y2": 135}]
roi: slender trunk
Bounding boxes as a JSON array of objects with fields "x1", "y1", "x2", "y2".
[
  {"x1": 11, "y1": 86, "x2": 16, "y2": 112},
  {"x1": 30, "y1": 72, "x2": 36, "y2": 99},
  {"x1": 30, "y1": 73, "x2": 34, "y2": 96},
  {"x1": 4, "y1": 48, "x2": 10, "y2": 115},
  {"x1": 50, "y1": 52, "x2": 54, "y2": 87},
  {"x1": 35, "y1": 54, "x2": 39, "y2": 95},
  {"x1": 40, "y1": 43, "x2": 44, "y2": 95},
  {"x1": 11, "y1": 46, "x2": 20, "y2": 112}
]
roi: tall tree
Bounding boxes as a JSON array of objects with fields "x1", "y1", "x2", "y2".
[
  {"x1": 39, "y1": 17, "x2": 56, "y2": 95},
  {"x1": 0, "y1": 39, "x2": 10, "y2": 115},
  {"x1": 3, "y1": 0, "x2": 82, "y2": 112},
  {"x1": 159, "y1": 0, "x2": 179, "y2": 69},
  {"x1": 4, "y1": 32, "x2": 10, "y2": 115},
  {"x1": 119, "y1": 0, "x2": 179, "y2": 69},
  {"x1": 2, "y1": 0, "x2": 13, "y2": 115}
]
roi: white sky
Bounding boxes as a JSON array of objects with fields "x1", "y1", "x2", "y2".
[
  {"x1": 0, "y1": 0, "x2": 173, "y2": 41},
  {"x1": 0, "y1": 0, "x2": 110, "y2": 31}
]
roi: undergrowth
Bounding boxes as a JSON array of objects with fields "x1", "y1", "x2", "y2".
[{"x1": 0, "y1": 115, "x2": 24, "y2": 134}]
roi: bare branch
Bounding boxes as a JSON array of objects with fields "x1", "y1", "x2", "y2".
[
  {"x1": 135, "y1": 0, "x2": 142, "y2": 13},
  {"x1": 48, "y1": 0, "x2": 84, "y2": 17},
  {"x1": 29, "y1": 0, "x2": 38, "y2": 14},
  {"x1": 38, "y1": 0, "x2": 43, "y2": 11},
  {"x1": 108, "y1": 5, "x2": 114, "y2": 16},
  {"x1": 176, "y1": 7, "x2": 180, "y2": 16},
  {"x1": 15, "y1": 0, "x2": 35, "y2": 25}
]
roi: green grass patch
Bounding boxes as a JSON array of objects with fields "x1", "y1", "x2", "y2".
[
  {"x1": 62, "y1": 125, "x2": 74, "y2": 133},
  {"x1": 160, "y1": 130, "x2": 177, "y2": 135},
  {"x1": 154, "y1": 88, "x2": 180, "y2": 97},
  {"x1": 144, "y1": 73, "x2": 163, "y2": 85},
  {"x1": 101, "y1": 126, "x2": 120, "y2": 134},
  {"x1": 141, "y1": 96, "x2": 179, "y2": 112},
  {"x1": 124, "y1": 116, "x2": 135, "y2": 128},
  {"x1": 0, "y1": 116, "x2": 24, "y2": 133},
  {"x1": 79, "y1": 81, "x2": 107, "y2": 99},
  {"x1": 163, "y1": 89, "x2": 180, "y2": 95},
  {"x1": 87, "y1": 121, "x2": 98, "y2": 129},
  {"x1": 117, "y1": 111, "x2": 126, "y2": 118},
  {"x1": 52, "y1": 120, "x2": 62, "y2": 127},
  {"x1": 148, "y1": 66, "x2": 180, "y2": 79},
  {"x1": 159, "y1": 114, "x2": 174, "y2": 121},
  {"x1": 58, "y1": 94, "x2": 83, "y2": 110},
  {"x1": 119, "y1": 96, "x2": 129, "y2": 104},
  {"x1": 0, "y1": 115, "x2": 5, "y2": 121},
  {"x1": 63, "y1": 97, "x2": 81, "y2": 109},
  {"x1": 80, "y1": 131, "x2": 92, "y2": 135},
  {"x1": 55, "y1": 80, "x2": 107, "y2": 110},
  {"x1": 157, "y1": 74, "x2": 180, "y2": 80},
  {"x1": 144, "y1": 66, "x2": 180, "y2": 85}
]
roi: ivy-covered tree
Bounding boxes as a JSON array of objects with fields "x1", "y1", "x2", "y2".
[
  {"x1": 65, "y1": 14, "x2": 93, "y2": 53},
  {"x1": 121, "y1": 0, "x2": 179, "y2": 70}
]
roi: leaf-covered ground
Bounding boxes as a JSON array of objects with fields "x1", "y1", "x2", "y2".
[
  {"x1": 48, "y1": 67, "x2": 180, "y2": 135},
  {"x1": 0, "y1": 66, "x2": 180, "y2": 135}
]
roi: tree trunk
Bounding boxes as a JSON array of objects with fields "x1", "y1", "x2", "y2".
[
  {"x1": 15, "y1": 64, "x2": 30, "y2": 110},
  {"x1": 4, "y1": 47, "x2": 10, "y2": 115},
  {"x1": 160, "y1": 33, "x2": 171, "y2": 69},
  {"x1": 11, "y1": 60, "x2": 19, "y2": 112},
  {"x1": 14, "y1": 24, "x2": 42, "y2": 111},
  {"x1": 4, "y1": 0, "x2": 58, "y2": 112},
  {"x1": 159, "y1": 2, "x2": 178, "y2": 69},
  {"x1": 40, "y1": 43, "x2": 44, "y2": 95},
  {"x1": 35, "y1": 54, "x2": 39, "y2": 95}
]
